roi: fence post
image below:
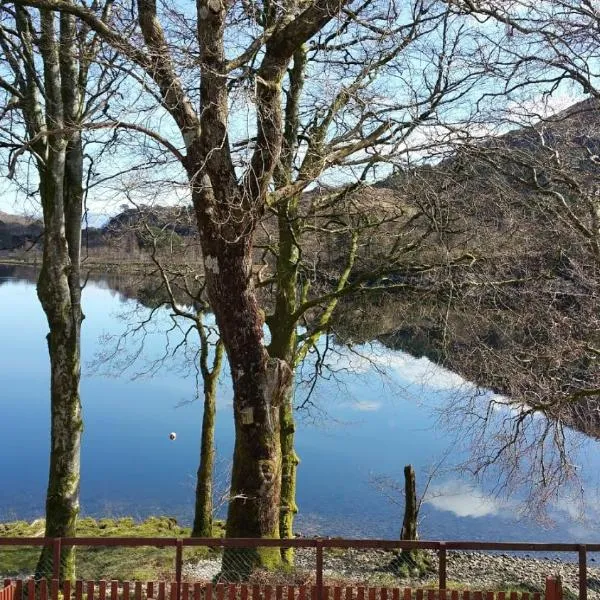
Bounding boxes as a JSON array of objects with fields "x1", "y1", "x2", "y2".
[
  {"x1": 438, "y1": 543, "x2": 447, "y2": 590},
  {"x1": 53, "y1": 538, "x2": 62, "y2": 581},
  {"x1": 175, "y1": 539, "x2": 183, "y2": 600},
  {"x1": 315, "y1": 540, "x2": 324, "y2": 600},
  {"x1": 578, "y1": 545, "x2": 587, "y2": 600},
  {"x1": 545, "y1": 576, "x2": 562, "y2": 600}
]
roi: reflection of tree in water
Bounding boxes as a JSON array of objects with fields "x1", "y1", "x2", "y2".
[{"x1": 0, "y1": 264, "x2": 39, "y2": 285}]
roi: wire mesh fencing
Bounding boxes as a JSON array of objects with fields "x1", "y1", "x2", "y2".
[
  {"x1": 183, "y1": 543, "x2": 316, "y2": 585},
  {"x1": 0, "y1": 541, "x2": 52, "y2": 580},
  {"x1": 321, "y1": 545, "x2": 438, "y2": 588},
  {"x1": 0, "y1": 538, "x2": 593, "y2": 600}
]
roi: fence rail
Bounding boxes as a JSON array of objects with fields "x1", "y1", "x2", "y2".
[{"x1": 0, "y1": 539, "x2": 582, "y2": 600}]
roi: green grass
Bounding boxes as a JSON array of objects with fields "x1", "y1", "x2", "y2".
[{"x1": 0, "y1": 517, "x2": 225, "y2": 581}]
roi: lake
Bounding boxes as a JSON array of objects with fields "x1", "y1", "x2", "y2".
[{"x1": 1, "y1": 264, "x2": 600, "y2": 546}]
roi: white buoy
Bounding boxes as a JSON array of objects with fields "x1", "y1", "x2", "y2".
[{"x1": 169, "y1": 432, "x2": 177, "y2": 441}]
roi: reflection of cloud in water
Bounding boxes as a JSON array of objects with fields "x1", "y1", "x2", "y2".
[
  {"x1": 552, "y1": 495, "x2": 586, "y2": 522},
  {"x1": 351, "y1": 400, "x2": 382, "y2": 412},
  {"x1": 329, "y1": 341, "x2": 469, "y2": 392},
  {"x1": 425, "y1": 480, "x2": 509, "y2": 518}
]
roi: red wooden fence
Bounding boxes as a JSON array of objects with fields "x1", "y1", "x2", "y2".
[
  {"x1": 0, "y1": 582, "x2": 16, "y2": 600},
  {"x1": 0, "y1": 579, "x2": 563, "y2": 600}
]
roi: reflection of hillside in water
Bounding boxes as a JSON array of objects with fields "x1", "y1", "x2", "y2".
[
  {"x1": 333, "y1": 291, "x2": 600, "y2": 443},
  {"x1": 0, "y1": 264, "x2": 203, "y2": 310}
]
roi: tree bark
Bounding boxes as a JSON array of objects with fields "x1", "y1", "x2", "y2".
[
  {"x1": 401, "y1": 464, "x2": 418, "y2": 542},
  {"x1": 35, "y1": 146, "x2": 83, "y2": 581},
  {"x1": 188, "y1": 182, "x2": 293, "y2": 574},
  {"x1": 279, "y1": 389, "x2": 299, "y2": 564},
  {"x1": 267, "y1": 191, "x2": 302, "y2": 564},
  {"x1": 33, "y1": 6, "x2": 84, "y2": 579},
  {"x1": 396, "y1": 464, "x2": 430, "y2": 575},
  {"x1": 192, "y1": 335, "x2": 223, "y2": 538}
]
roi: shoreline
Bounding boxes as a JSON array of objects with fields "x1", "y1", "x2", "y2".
[{"x1": 0, "y1": 257, "x2": 188, "y2": 274}]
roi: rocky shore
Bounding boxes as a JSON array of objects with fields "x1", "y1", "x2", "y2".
[{"x1": 185, "y1": 549, "x2": 598, "y2": 599}]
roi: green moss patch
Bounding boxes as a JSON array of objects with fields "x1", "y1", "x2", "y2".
[{"x1": 0, "y1": 517, "x2": 225, "y2": 581}]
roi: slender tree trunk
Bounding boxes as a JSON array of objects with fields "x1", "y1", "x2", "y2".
[
  {"x1": 192, "y1": 337, "x2": 224, "y2": 538},
  {"x1": 279, "y1": 389, "x2": 299, "y2": 563},
  {"x1": 401, "y1": 465, "x2": 417, "y2": 542},
  {"x1": 192, "y1": 373, "x2": 218, "y2": 537},
  {"x1": 35, "y1": 8, "x2": 84, "y2": 577},
  {"x1": 35, "y1": 147, "x2": 83, "y2": 581},
  {"x1": 267, "y1": 194, "x2": 302, "y2": 564}
]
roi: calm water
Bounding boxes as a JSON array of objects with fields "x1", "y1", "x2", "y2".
[{"x1": 2, "y1": 264, "x2": 600, "y2": 546}]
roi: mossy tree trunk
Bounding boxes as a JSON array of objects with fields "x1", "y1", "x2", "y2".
[
  {"x1": 278, "y1": 390, "x2": 299, "y2": 564},
  {"x1": 192, "y1": 320, "x2": 224, "y2": 538},
  {"x1": 401, "y1": 464, "x2": 418, "y2": 542},
  {"x1": 19, "y1": 6, "x2": 85, "y2": 580},
  {"x1": 187, "y1": 179, "x2": 293, "y2": 574},
  {"x1": 266, "y1": 199, "x2": 301, "y2": 565},
  {"x1": 266, "y1": 46, "x2": 307, "y2": 565},
  {"x1": 397, "y1": 464, "x2": 430, "y2": 575}
]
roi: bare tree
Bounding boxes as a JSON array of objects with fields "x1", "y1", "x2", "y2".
[
  {"x1": 144, "y1": 230, "x2": 225, "y2": 539},
  {"x1": 338, "y1": 96, "x2": 600, "y2": 516},
  {"x1": 0, "y1": 0, "x2": 121, "y2": 578},
  {"x1": 89, "y1": 206, "x2": 225, "y2": 538},
  {"x1": 252, "y1": 1, "x2": 490, "y2": 560}
]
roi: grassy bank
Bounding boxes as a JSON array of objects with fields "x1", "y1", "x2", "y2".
[{"x1": 0, "y1": 517, "x2": 225, "y2": 581}]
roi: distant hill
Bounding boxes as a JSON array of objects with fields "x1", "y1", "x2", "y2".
[
  {"x1": 0, "y1": 204, "x2": 200, "y2": 258},
  {"x1": 0, "y1": 211, "x2": 43, "y2": 251}
]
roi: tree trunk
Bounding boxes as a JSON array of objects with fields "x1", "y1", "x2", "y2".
[
  {"x1": 192, "y1": 371, "x2": 218, "y2": 538},
  {"x1": 267, "y1": 193, "x2": 302, "y2": 564},
  {"x1": 35, "y1": 9, "x2": 84, "y2": 573},
  {"x1": 279, "y1": 388, "x2": 299, "y2": 564},
  {"x1": 192, "y1": 339, "x2": 223, "y2": 538},
  {"x1": 395, "y1": 464, "x2": 430, "y2": 576},
  {"x1": 401, "y1": 464, "x2": 417, "y2": 541},
  {"x1": 35, "y1": 145, "x2": 83, "y2": 581},
  {"x1": 189, "y1": 184, "x2": 293, "y2": 575}
]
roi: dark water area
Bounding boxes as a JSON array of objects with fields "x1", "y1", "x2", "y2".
[{"x1": 1, "y1": 263, "x2": 600, "y2": 553}]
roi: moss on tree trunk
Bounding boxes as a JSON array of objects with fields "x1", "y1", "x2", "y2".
[
  {"x1": 220, "y1": 357, "x2": 291, "y2": 578},
  {"x1": 192, "y1": 337, "x2": 223, "y2": 538},
  {"x1": 279, "y1": 388, "x2": 299, "y2": 565},
  {"x1": 34, "y1": 140, "x2": 83, "y2": 581},
  {"x1": 391, "y1": 464, "x2": 431, "y2": 577},
  {"x1": 192, "y1": 375, "x2": 218, "y2": 538},
  {"x1": 264, "y1": 182, "x2": 304, "y2": 564}
]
